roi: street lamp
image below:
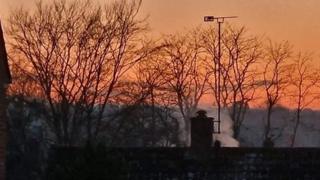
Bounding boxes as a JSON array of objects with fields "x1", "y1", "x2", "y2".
[{"x1": 204, "y1": 16, "x2": 237, "y2": 134}]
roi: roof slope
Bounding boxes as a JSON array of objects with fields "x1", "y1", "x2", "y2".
[{"x1": 0, "y1": 21, "x2": 11, "y2": 85}]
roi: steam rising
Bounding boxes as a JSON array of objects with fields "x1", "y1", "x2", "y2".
[
  {"x1": 176, "y1": 105, "x2": 240, "y2": 147},
  {"x1": 201, "y1": 106, "x2": 240, "y2": 147}
]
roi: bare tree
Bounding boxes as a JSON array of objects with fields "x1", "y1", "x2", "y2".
[
  {"x1": 221, "y1": 26, "x2": 262, "y2": 138},
  {"x1": 201, "y1": 26, "x2": 221, "y2": 108},
  {"x1": 7, "y1": 0, "x2": 150, "y2": 145},
  {"x1": 8, "y1": 59, "x2": 44, "y2": 98},
  {"x1": 202, "y1": 25, "x2": 262, "y2": 138},
  {"x1": 116, "y1": 53, "x2": 169, "y2": 106},
  {"x1": 108, "y1": 53, "x2": 175, "y2": 146},
  {"x1": 288, "y1": 52, "x2": 320, "y2": 147},
  {"x1": 134, "y1": 58, "x2": 171, "y2": 145},
  {"x1": 261, "y1": 41, "x2": 292, "y2": 144},
  {"x1": 159, "y1": 30, "x2": 211, "y2": 145}
]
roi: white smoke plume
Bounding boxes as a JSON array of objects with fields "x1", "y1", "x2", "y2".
[
  {"x1": 175, "y1": 105, "x2": 240, "y2": 147},
  {"x1": 200, "y1": 105, "x2": 240, "y2": 147}
]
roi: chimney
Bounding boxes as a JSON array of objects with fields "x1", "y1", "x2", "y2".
[{"x1": 190, "y1": 110, "x2": 214, "y2": 150}]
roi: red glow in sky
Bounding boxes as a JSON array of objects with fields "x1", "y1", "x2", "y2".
[{"x1": 1, "y1": 0, "x2": 320, "y2": 53}]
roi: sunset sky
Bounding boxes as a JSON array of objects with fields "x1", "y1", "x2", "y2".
[
  {"x1": 2, "y1": 0, "x2": 320, "y2": 108},
  {"x1": 1, "y1": 0, "x2": 319, "y2": 54}
]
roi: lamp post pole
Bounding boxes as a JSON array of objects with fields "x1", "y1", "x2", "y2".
[{"x1": 204, "y1": 16, "x2": 237, "y2": 133}]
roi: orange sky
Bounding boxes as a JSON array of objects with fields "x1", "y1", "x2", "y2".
[
  {"x1": 139, "y1": 0, "x2": 320, "y2": 53},
  {"x1": 1, "y1": 0, "x2": 320, "y2": 109},
  {"x1": 1, "y1": 0, "x2": 320, "y2": 53}
]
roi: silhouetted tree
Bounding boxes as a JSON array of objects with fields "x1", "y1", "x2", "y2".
[
  {"x1": 159, "y1": 30, "x2": 211, "y2": 145},
  {"x1": 202, "y1": 25, "x2": 262, "y2": 138},
  {"x1": 262, "y1": 41, "x2": 292, "y2": 142},
  {"x1": 7, "y1": 0, "x2": 151, "y2": 145},
  {"x1": 288, "y1": 52, "x2": 320, "y2": 147},
  {"x1": 99, "y1": 104, "x2": 180, "y2": 147}
]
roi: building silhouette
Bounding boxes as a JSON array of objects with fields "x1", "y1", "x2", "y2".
[{"x1": 0, "y1": 20, "x2": 12, "y2": 180}]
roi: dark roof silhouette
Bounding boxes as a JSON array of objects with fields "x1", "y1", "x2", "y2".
[
  {"x1": 0, "y1": 21, "x2": 11, "y2": 85},
  {"x1": 49, "y1": 147, "x2": 320, "y2": 179}
]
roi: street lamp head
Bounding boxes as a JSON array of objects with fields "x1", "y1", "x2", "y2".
[
  {"x1": 204, "y1": 16, "x2": 238, "y2": 22},
  {"x1": 204, "y1": 16, "x2": 215, "y2": 22}
]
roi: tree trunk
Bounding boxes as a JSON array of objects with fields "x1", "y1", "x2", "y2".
[
  {"x1": 265, "y1": 105, "x2": 272, "y2": 141},
  {"x1": 291, "y1": 108, "x2": 301, "y2": 147}
]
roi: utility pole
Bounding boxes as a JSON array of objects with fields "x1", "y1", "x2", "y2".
[{"x1": 204, "y1": 16, "x2": 237, "y2": 133}]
